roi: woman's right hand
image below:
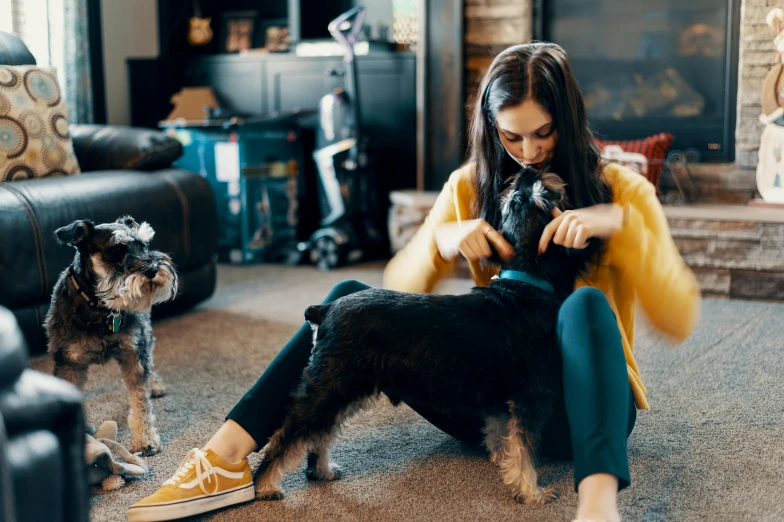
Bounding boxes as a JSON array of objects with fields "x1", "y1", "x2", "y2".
[{"x1": 434, "y1": 219, "x2": 516, "y2": 262}]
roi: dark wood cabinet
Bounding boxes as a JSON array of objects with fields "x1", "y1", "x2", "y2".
[
  {"x1": 265, "y1": 58, "x2": 344, "y2": 115},
  {"x1": 128, "y1": 57, "x2": 183, "y2": 130},
  {"x1": 128, "y1": 51, "x2": 416, "y2": 191},
  {"x1": 186, "y1": 57, "x2": 267, "y2": 116}
]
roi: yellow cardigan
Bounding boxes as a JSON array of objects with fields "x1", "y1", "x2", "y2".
[{"x1": 383, "y1": 162, "x2": 702, "y2": 410}]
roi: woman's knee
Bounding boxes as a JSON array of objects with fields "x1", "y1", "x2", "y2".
[
  {"x1": 557, "y1": 287, "x2": 621, "y2": 361},
  {"x1": 324, "y1": 279, "x2": 370, "y2": 302},
  {"x1": 558, "y1": 287, "x2": 613, "y2": 331}
]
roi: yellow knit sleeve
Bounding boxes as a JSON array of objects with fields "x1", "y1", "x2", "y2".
[
  {"x1": 382, "y1": 174, "x2": 458, "y2": 293},
  {"x1": 607, "y1": 181, "x2": 702, "y2": 342}
]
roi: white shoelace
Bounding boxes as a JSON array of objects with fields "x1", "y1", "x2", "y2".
[{"x1": 163, "y1": 448, "x2": 219, "y2": 494}]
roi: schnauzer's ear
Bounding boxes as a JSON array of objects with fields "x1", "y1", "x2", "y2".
[
  {"x1": 117, "y1": 215, "x2": 138, "y2": 229},
  {"x1": 136, "y1": 222, "x2": 155, "y2": 243},
  {"x1": 55, "y1": 220, "x2": 95, "y2": 248}
]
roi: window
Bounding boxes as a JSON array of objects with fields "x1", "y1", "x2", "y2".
[
  {"x1": 1, "y1": 0, "x2": 66, "y2": 87},
  {"x1": 0, "y1": 1, "x2": 12, "y2": 33}
]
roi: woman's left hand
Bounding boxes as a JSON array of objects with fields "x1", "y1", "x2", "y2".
[{"x1": 538, "y1": 204, "x2": 624, "y2": 254}]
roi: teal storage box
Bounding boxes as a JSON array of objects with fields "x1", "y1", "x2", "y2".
[{"x1": 162, "y1": 115, "x2": 304, "y2": 265}]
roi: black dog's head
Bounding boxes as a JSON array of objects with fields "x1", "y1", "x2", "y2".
[
  {"x1": 493, "y1": 168, "x2": 598, "y2": 292},
  {"x1": 497, "y1": 168, "x2": 568, "y2": 251},
  {"x1": 54, "y1": 215, "x2": 178, "y2": 311}
]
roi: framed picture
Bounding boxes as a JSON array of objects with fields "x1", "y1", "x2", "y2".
[
  {"x1": 261, "y1": 18, "x2": 290, "y2": 52},
  {"x1": 221, "y1": 10, "x2": 258, "y2": 53}
]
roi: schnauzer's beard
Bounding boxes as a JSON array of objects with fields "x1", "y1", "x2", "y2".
[{"x1": 91, "y1": 255, "x2": 178, "y2": 312}]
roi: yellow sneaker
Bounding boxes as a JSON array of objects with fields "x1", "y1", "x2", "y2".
[{"x1": 128, "y1": 448, "x2": 254, "y2": 522}]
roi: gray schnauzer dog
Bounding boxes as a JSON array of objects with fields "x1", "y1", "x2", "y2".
[
  {"x1": 253, "y1": 168, "x2": 600, "y2": 504},
  {"x1": 45, "y1": 215, "x2": 178, "y2": 455}
]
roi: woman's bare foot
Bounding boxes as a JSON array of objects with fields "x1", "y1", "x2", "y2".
[
  {"x1": 575, "y1": 473, "x2": 622, "y2": 522},
  {"x1": 204, "y1": 419, "x2": 259, "y2": 462}
]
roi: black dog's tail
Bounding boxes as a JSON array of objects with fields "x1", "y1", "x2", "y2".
[{"x1": 304, "y1": 304, "x2": 326, "y2": 325}]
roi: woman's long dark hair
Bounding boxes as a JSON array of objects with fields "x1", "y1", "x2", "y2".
[{"x1": 469, "y1": 42, "x2": 612, "y2": 230}]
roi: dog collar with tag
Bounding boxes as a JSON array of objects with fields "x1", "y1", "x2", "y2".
[
  {"x1": 67, "y1": 267, "x2": 125, "y2": 332},
  {"x1": 67, "y1": 267, "x2": 100, "y2": 307},
  {"x1": 496, "y1": 270, "x2": 554, "y2": 293}
]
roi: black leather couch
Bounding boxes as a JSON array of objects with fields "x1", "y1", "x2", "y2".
[
  {"x1": 0, "y1": 305, "x2": 87, "y2": 522},
  {"x1": 0, "y1": 32, "x2": 218, "y2": 355}
]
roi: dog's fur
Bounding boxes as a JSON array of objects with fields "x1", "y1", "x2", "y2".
[
  {"x1": 253, "y1": 168, "x2": 599, "y2": 503},
  {"x1": 45, "y1": 216, "x2": 178, "y2": 455}
]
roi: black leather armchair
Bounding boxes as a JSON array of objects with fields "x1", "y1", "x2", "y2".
[
  {"x1": 0, "y1": 32, "x2": 218, "y2": 354},
  {"x1": 0, "y1": 305, "x2": 87, "y2": 522}
]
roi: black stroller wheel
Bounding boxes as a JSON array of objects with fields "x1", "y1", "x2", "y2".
[{"x1": 312, "y1": 236, "x2": 347, "y2": 270}]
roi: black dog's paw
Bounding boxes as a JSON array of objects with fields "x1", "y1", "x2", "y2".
[
  {"x1": 256, "y1": 488, "x2": 285, "y2": 501},
  {"x1": 305, "y1": 463, "x2": 343, "y2": 481},
  {"x1": 330, "y1": 465, "x2": 344, "y2": 480}
]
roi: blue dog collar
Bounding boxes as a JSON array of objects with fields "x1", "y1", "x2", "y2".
[{"x1": 498, "y1": 270, "x2": 554, "y2": 293}]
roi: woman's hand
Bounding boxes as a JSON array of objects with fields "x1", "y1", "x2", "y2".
[
  {"x1": 538, "y1": 204, "x2": 624, "y2": 254},
  {"x1": 434, "y1": 219, "x2": 516, "y2": 262}
]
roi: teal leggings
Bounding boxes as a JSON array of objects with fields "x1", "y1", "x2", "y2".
[{"x1": 228, "y1": 281, "x2": 636, "y2": 491}]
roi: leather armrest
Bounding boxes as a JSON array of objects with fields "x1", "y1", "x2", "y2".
[
  {"x1": 0, "y1": 371, "x2": 87, "y2": 522},
  {"x1": 70, "y1": 124, "x2": 183, "y2": 172},
  {"x1": 0, "y1": 308, "x2": 28, "y2": 387},
  {"x1": 0, "y1": 306, "x2": 87, "y2": 520}
]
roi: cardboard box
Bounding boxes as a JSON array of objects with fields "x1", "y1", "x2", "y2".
[{"x1": 164, "y1": 87, "x2": 219, "y2": 123}]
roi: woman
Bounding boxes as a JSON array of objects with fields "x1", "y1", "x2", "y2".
[{"x1": 129, "y1": 43, "x2": 700, "y2": 522}]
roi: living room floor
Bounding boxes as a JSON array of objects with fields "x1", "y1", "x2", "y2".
[{"x1": 30, "y1": 263, "x2": 784, "y2": 522}]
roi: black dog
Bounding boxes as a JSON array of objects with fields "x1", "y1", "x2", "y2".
[
  {"x1": 254, "y1": 168, "x2": 596, "y2": 504},
  {"x1": 45, "y1": 216, "x2": 178, "y2": 455}
]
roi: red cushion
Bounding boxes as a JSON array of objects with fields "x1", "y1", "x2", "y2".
[{"x1": 597, "y1": 133, "x2": 674, "y2": 189}]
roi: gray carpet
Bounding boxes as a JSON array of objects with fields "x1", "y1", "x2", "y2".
[{"x1": 30, "y1": 262, "x2": 784, "y2": 522}]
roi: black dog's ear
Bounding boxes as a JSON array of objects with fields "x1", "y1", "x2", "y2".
[
  {"x1": 117, "y1": 215, "x2": 138, "y2": 229},
  {"x1": 55, "y1": 220, "x2": 95, "y2": 248},
  {"x1": 538, "y1": 171, "x2": 569, "y2": 211}
]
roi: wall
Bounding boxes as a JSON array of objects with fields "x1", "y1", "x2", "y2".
[
  {"x1": 101, "y1": 0, "x2": 159, "y2": 125},
  {"x1": 736, "y1": 0, "x2": 784, "y2": 168},
  {"x1": 363, "y1": 0, "x2": 394, "y2": 40}
]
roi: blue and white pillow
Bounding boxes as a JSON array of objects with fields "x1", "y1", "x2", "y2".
[{"x1": 0, "y1": 65, "x2": 81, "y2": 182}]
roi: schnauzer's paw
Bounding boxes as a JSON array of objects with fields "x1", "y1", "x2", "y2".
[
  {"x1": 150, "y1": 382, "x2": 166, "y2": 398},
  {"x1": 514, "y1": 486, "x2": 558, "y2": 505},
  {"x1": 150, "y1": 373, "x2": 166, "y2": 398},
  {"x1": 305, "y1": 463, "x2": 343, "y2": 482},
  {"x1": 255, "y1": 487, "x2": 285, "y2": 501},
  {"x1": 132, "y1": 430, "x2": 162, "y2": 456},
  {"x1": 133, "y1": 440, "x2": 162, "y2": 456}
]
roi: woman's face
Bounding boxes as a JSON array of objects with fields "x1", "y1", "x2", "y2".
[{"x1": 495, "y1": 99, "x2": 558, "y2": 169}]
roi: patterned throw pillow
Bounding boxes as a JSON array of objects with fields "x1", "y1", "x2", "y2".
[{"x1": 0, "y1": 65, "x2": 81, "y2": 182}]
